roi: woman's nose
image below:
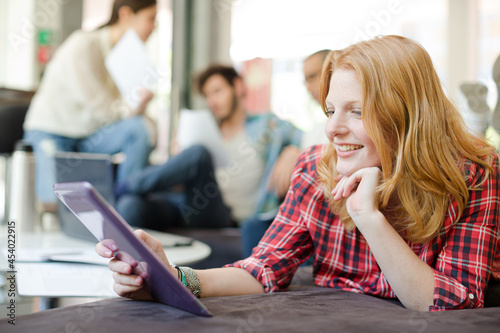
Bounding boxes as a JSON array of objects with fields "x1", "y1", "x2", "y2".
[{"x1": 325, "y1": 112, "x2": 347, "y2": 140}]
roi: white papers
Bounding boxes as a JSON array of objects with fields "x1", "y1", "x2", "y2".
[
  {"x1": 176, "y1": 109, "x2": 229, "y2": 168},
  {"x1": 46, "y1": 250, "x2": 110, "y2": 266},
  {"x1": 105, "y1": 29, "x2": 158, "y2": 109},
  {"x1": 17, "y1": 263, "x2": 115, "y2": 297},
  {"x1": 13, "y1": 247, "x2": 109, "y2": 265}
]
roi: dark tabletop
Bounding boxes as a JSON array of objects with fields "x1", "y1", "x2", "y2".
[{"x1": 1, "y1": 284, "x2": 500, "y2": 333}]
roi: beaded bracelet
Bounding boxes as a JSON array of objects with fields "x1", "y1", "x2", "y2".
[
  {"x1": 175, "y1": 265, "x2": 187, "y2": 287},
  {"x1": 175, "y1": 266, "x2": 201, "y2": 298}
]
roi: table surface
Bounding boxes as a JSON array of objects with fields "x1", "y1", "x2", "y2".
[
  {"x1": 1, "y1": 229, "x2": 211, "y2": 266},
  {"x1": 0, "y1": 229, "x2": 211, "y2": 297},
  {"x1": 1, "y1": 285, "x2": 499, "y2": 333}
]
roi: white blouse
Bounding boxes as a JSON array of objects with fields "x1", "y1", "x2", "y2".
[{"x1": 24, "y1": 27, "x2": 131, "y2": 138}]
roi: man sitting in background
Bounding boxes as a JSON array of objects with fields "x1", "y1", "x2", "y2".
[
  {"x1": 115, "y1": 64, "x2": 302, "y2": 230},
  {"x1": 241, "y1": 49, "x2": 331, "y2": 257}
]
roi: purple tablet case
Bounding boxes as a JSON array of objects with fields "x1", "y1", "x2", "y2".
[{"x1": 54, "y1": 181, "x2": 212, "y2": 317}]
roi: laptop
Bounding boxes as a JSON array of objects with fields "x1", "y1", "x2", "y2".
[
  {"x1": 54, "y1": 152, "x2": 115, "y2": 242},
  {"x1": 53, "y1": 181, "x2": 212, "y2": 317},
  {"x1": 54, "y1": 152, "x2": 194, "y2": 247}
]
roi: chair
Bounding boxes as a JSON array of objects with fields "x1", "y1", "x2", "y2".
[
  {"x1": 0, "y1": 104, "x2": 28, "y2": 153},
  {"x1": 0, "y1": 104, "x2": 30, "y2": 223}
]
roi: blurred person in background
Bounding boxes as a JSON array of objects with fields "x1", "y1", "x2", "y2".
[
  {"x1": 114, "y1": 64, "x2": 303, "y2": 230},
  {"x1": 241, "y1": 49, "x2": 332, "y2": 257},
  {"x1": 23, "y1": 0, "x2": 157, "y2": 207}
]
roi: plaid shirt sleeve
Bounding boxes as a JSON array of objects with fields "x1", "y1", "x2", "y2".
[
  {"x1": 226, "y1": 148, "x2": 319, "y2": 292},
  {"x1": 429, "y1": 156, "x2": 500, "y2": 311},
  {"x1": 227, "y1": 148, "x2": 500, "y2": 310}
]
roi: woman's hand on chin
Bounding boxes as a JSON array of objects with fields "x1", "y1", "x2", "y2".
[{"x1": 331, "y1": 167, "x2": 382, "y2": 226}]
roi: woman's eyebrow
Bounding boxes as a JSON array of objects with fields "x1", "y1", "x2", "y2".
[
  {"x1": 343, "y1": 100, "x2": 362, "y2": 107},
  {"x1": 329, "y1": 100, "x2": 362, "y2": 109}
]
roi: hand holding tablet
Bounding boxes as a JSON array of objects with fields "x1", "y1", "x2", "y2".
[
  {"x1": 96, "y1": 230, "x2": 168, "y2": 302},
  {"x1": 54, "y1": 181, "x2": 212, "y2": 317}
]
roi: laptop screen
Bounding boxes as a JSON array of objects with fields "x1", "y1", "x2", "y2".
[{"x1": 54, "y1": 152, "x2": 114, "y2": 242}]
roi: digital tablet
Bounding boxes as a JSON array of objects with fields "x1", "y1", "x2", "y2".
[{"x1": 54, "y1": 181, "x2": 212, "y2": 317}]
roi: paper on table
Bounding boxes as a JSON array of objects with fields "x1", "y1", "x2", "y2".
[
  {"x1": 176, "y1": 109, "x2": 229, "y2": 168},
  {"x1": 47, "y1": 250, "x2": 110, "y2": 265},
  {"x1": 105, "y1": 29, "x2": 158, "y2": 109},
  {"x1": 9, "y1": 247, "x2": 109, "y2": 265},
  {"x1": 17, "y1": 262, "x2": 115, "y2": 297}
]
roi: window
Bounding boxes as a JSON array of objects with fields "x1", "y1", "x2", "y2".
[
  {"x1": 478, "y1": 0, "x2": 500, "y2": 145},
  {"x1": 231, "y1": 0, "x2": 448, "y2": 133}
]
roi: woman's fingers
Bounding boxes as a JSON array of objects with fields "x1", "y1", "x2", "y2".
[
  {"x1": 340, "y1": 172, "x2": 363, "y2": 198},
  {"x1": 101, "y1": 239, "x2": 119, "y2": 251},
  {"x1": 332, "y1": 176, "x2": 349, "y2": 200},
  {"x1": 113, "y1": 280, "x2": 143, "y2": 297},
  {"x1": 96, "y1": 234, "x2": 155, "y2": 300},
  {"x1": 134, "y1": 229, "x2": 161, "y2": 251},
  {"x1": 112, "y1": 271, "x2": 143, "y2": 288},
  {"x1": 332, "y1": 168, "x2": 379, "y2": 201},
  {"x1": 95, "y1": 242, "x2": 112, "y2": 258},
  {"x1": 133, "y1": 261, "x2": 150, "y2": 280},
  {"x1": 95, "y1": 239, "x2": 118, "y2": 258},
  {"x1": 108, "y1": 259, "x2": 147, "y2": 298},
  {"x1": 114, "y1": 251, "x2": 138, "y2": 268},
  {"x1": 134, "y1": 229, "x2": 171, "y2": 266},
  {"x1": 109, "y1": 258, "x2": 135, "y2": 274}
]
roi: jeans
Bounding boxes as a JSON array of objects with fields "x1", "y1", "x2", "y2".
[
  {"x1": 116, "y1": 145, "x2": 232, "y2": 229},
  {"x1": 241, "y1": 217, "x2": 274, "y2": 258},
  {"x1": 24, "y1": 116, "x2": 152, "y2": 203}
]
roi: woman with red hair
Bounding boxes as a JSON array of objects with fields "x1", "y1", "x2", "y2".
[{"x1": 96, "y1": 35, "x2": 499, "y2": 312}]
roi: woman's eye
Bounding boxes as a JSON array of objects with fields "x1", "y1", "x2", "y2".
[
  {"x1": 352, "y1": 109, "x2": 362, "y2": 117},
  {"x1": 324, "y1": 110, "x2": 335, "y2": 118}
]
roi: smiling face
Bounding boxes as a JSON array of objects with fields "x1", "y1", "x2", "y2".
[{"x1": 324, "y1": 68, "x2": 381, "y2": 176}]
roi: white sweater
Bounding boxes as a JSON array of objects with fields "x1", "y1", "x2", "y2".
[{"x1": 24, "y1": 27, "x2": 129, "y2": 138}]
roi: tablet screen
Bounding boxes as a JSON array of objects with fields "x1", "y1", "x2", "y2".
[{"x1": 54, "y1": 181, "x2": 212, "y2": 317}]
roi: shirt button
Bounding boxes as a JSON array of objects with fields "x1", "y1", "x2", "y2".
[{"x1": 468, "y1": 293, "x2": 474, "y2": 300}]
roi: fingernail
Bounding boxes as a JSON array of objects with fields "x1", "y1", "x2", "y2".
[
  {"x1": 110, "y1": 244, "x2": 118, "y2": 251},
  {"x1": 104, "y1": 250, "x2": 112, "y2": 256}
]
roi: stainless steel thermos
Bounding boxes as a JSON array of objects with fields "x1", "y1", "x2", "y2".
[{"x1": 7, "y1": 140, "x2": 38, "y2": 231}]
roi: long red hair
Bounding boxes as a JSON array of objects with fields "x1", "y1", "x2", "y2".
[{"x1": 317, "y1": 35, "x2": 495, "y2": 243}]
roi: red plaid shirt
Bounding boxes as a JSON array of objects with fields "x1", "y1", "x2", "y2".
[{"x1": 228, "y1": 145, "x2": 500, "y2": 311}]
